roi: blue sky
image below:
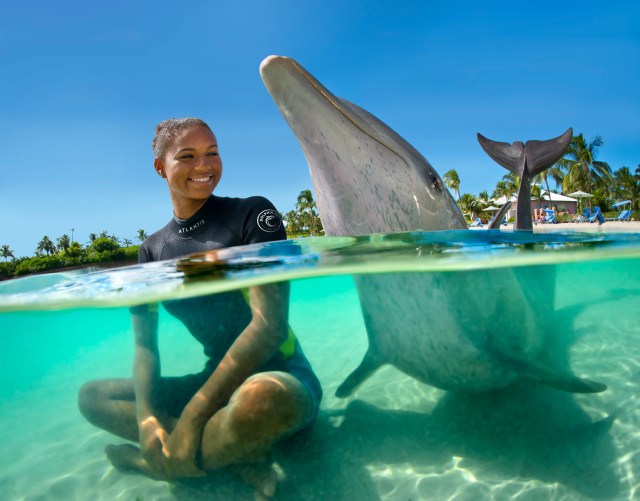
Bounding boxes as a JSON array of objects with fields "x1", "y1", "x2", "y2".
[{"x1": 1, "y1": 0, "x2": 638, "y2": 257}]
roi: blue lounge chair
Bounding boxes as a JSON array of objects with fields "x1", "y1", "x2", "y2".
[
  {"x1": 488, "y1": 216, "x2": 507, "y2": 226},
  {"x1": 619, "y1": 209, "x2": 634, "y2": 221},
  {"x1": 469, "y1": 218, "x2": 483, "y2": 228},
  {"x1": 611, "y1": 200, "x2": 632, "y2": 219},
  {"x1": 589, "y1": 206, "x2": 605, "y2": 224},
  {"x1": 543, "y1": 209, "x2": 557, "y2": 224},
  {"x1": 614, "y1": 209, "x2": 630, "y2": 221},
  {"x1": 582, "y1": 207, "x2": 591, "y2": 222}
]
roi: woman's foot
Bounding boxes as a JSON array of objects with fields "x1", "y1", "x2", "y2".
[
  {"x1": 231, "y1": 462, "x2": 282, "y2": 500},
  {"x1": 104, "y1": 444, "x2": 159, "y2": 478}
]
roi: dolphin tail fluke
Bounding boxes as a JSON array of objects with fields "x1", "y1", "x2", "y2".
[
  {"x1": 487, "y1": 201, "x2": 512, "y2": 230},
  {"x1": 477, "y1": 134, "x2": 525, "y2": 176},
  {"x1": 335, "y1": 348, "x2": 385, "y2": 398},
  {"x1": 477, "y1": 128, "x2": 573, "y2": 179},
  {"x1": 524, "y1": 127, "x2": 573, "y2": 177},
  {"x1": 506, "y1": 355, "x2": 606, "y2": 393}
]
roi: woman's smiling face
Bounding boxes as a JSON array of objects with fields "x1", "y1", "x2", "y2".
[{"x1": 156, "y1": 125, "x2": 223, "y2": 218}]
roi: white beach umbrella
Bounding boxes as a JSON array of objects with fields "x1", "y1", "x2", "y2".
[
  {"x1": 568, "y1": 190, "x2": 593, "y2": 198},
  {"x1": 568, "y1": 190, "x2": 593, "y2": 211}
]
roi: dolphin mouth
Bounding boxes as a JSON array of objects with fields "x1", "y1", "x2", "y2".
[{"x1": 260, "y1": 55, "x2": 408, "y2": 167}]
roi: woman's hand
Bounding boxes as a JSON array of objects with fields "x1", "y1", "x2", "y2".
[
  {"x1": 160, "y1": 417, "x2": 206, "y2": 478},
  {"x1": 138, "y1": 415, "x2": 171, "y2": 478}
]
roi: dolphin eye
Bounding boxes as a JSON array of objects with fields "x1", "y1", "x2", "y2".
[{"x1": 430, "y1": 173, "x2": 443, "y2": 192}]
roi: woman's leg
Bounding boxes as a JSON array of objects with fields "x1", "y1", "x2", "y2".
[
  {"x1": 198, "y1": 371, "x2": 313, "y2": 498},
  {"x1": 80, "y1": 371, "x2": 313, "y2": 496},
  {"x1": 199, "y1": 371, "x2": 313, "y2": 470},
  {"x1": 78, "y1": 379, "x2": 139, "y2": 441}
]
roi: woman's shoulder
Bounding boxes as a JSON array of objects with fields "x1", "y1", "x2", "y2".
[
  {"x1": 213, "y1": 195, "x2": 284, "y2": 243},
  {"x1": 214, "y1": 195, "x2": 276, "y2": 210},
  {"x1": 213, "y1": 196, "x2": 280, "y2": 223},
  {"x1": 138, "y1": 220, "x2": 174, "y2": 263}
]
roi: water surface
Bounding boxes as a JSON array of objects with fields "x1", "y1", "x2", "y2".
[{"x1": 1, "y1": 230, "x2": 639, "y2": 500}]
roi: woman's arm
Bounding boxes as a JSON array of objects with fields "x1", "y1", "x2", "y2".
[
  {"x1": 162, "y1": 282, "x2": 290, "y2": 470},
  {"x1": 131, "y1": 304, "x2": 180, "y2": 477},
  {"x1": 132, "y1": 304, "x2": 161, "y2": 423},
  {"x1": 187, "y1": 282, "x2": 289, "y2": 422}
]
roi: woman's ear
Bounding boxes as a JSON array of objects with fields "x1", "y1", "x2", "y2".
[{"x1": 154, "y1": 158, "x2": 166, "y2": 178}]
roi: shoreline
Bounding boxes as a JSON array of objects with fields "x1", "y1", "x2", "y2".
[
  {"x1": 0, "y1": 259, "x2": 137, "y2": 282},
  {"x1": 470, "y1": 221, "x2": 640, "y2": 233},
  {"x1": 3, "y1": 224, "x2": 639, "y2": 281}
]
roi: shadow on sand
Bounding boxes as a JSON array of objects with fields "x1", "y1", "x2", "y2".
[{"x1": 170, "y1": 383, "x2": 619, "y2": 500}]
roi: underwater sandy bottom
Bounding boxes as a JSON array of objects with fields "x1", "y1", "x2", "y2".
[{"x1": 1, "y1": 273, "x2": 639, "y2": 501}]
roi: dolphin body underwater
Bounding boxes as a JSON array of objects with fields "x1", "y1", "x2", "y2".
[{"x1": 260, "y1": 55, "x2": 605, "y2": 395}]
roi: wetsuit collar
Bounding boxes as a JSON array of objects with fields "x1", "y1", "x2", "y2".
[{"x1": 170, "y1": 196, "x2": 217, "y2": 238}]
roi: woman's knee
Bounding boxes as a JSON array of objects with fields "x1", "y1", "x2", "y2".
[
  {"x1": 77, "y1": 379, "x2": 132, "y2": 421},
  {"x1": 229, "y1": 372, "x2": 312, "y2": 431},
  {"x1": 78, "y1": 380, "x2": 102, "y2": 419}
]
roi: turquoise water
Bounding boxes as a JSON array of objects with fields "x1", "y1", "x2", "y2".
[{"x1": 1, "y1": 230, "x2": 640, "y2": 500}]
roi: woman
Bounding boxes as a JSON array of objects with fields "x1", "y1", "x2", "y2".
[{"x1": 78, "y1": 118, "x2": 322, "y2": 496}]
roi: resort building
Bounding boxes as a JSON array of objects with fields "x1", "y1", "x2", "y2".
[{"x1": 493, "y1": 191, "x2": 578, "y2": 221}]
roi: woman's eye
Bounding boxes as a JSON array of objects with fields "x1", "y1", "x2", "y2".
[
  {"x1": 178, "y1": 154, "x2": 194, "y2": 159},
  {"x1": 207, "y1": 151, "x2": 219, "y2": 156}
]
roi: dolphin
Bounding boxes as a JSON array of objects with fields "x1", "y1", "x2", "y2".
[
  {"x1": 260, "y1": 55, "x2": 605, "y2": 395},
  {"x1": 478, "y1": 130, "x2": 573, "y2": 231}
]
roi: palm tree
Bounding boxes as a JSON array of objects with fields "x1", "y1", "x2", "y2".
[
  {"x1": 57, "y1": 234, "x2": 71, "y2": 253},
  {"x1": 613, "y1": 166, "x2": 640, "y2": 211},
  {"x1": 492, "y1": 181, "x2": 510, "y2": 199},
  {"x1": 88, "y1": 233, "x2": 98, "y2": 245},
  {"x1": 531, "y1": 184, "x2": 546, "y2": 213},
  {"x1": 502, "y1": 172, "x2": 520, "y2": 194},
  {"x1": 123, "y1": 238, "x2": 133, "y2": 246},
  {"x1": 558, "y1": 133, "x2": 612, "y2": 194},
  {"x1": 459, "y1": 193, "x2": 479, "y2": 217},
  {"x1": 137, "y1": 229, "x2": 149, "y2": 242},
  {"x1": 492, "y1": 172, "x2": 519, "y2": 199},
  {"x1": 295, "y1": 189, "x2": 321, "y2": 236},
  {"x1": 36, "y1": 236, "x2": 56, "y2": 256},
  {"x1": 1, "y1": 244, "x2": 15, "y2": 261},
  {"x1": 478, "y1": 190, "x2": 489, "y2": 203},
  {"x1": 443, "y1": 169, "x2": 461, "y2": 202},
  {"x1": 283, "y1": 210, "x2": 301, "y2": 237},
  {"x1": 536, "y1": 165, "x2": 564, "y2": 201}
]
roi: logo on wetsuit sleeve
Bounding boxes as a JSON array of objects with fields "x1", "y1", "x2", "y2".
[{"x1": 257, "y1": 209, "x2": 282, "y2": 233}]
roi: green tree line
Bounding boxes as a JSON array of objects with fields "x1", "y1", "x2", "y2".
[{"x1": 0, "y1": 229, "x2": 149, "y2": 280}]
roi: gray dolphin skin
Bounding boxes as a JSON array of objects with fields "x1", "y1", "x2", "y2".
[
  {"x1": 478, "y1": 129, "x2": 573, "y2": 231},
  {"x1": 260, "y1": 55, "x2": 605, "y2": 396},
  {"x1": 260, "y1": 55, "x2": 467, "y2": 235}
]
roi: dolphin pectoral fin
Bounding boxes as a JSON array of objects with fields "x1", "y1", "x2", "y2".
[
  {"x1": 524, "y1": 128, "x2": 573, "y2": 176},
  {"x1": 477, "y1": 134, "x2": 525, "y2": 176},
  {"x1": 335, "y1": 348, "x2": 385, "y2": 398},
  {"x1": 487, "y1": 201, "x2": 512, "y2": 230},
  {"x1": 505, "y1": 355, "x2": 607, "y2": 393}
]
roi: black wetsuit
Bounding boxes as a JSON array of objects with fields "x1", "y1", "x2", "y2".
[{"x1": 136, "y1": 195, "x2": 322, "y2": 419}]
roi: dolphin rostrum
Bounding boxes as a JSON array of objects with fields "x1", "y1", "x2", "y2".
[
  {"x1": 260, "y1": 55, "x2": 605, "y2": 396},
  {"x1": 478, "y1": 129, "x2": 573, "y2": 231}
]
